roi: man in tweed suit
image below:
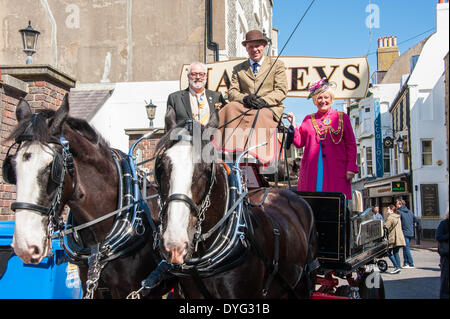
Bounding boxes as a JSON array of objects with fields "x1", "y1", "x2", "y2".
[
  {"x1": 165, "y1": 62, "x2": 226, "y2": 131},
  {"x1": 216, "y1": 30, "x2": 288, "y2": 164}
]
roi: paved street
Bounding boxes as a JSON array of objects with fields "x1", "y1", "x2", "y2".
[{"x1": 380, "y1": 245, "x2": 442, "y2": 299}]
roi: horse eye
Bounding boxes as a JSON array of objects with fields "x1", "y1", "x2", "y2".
[{"x1": 23, "y1": 152, "x2": 32, "y2": 161}]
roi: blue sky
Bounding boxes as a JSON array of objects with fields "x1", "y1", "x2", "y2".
[{"x1": 272, "y1": 0, "x2": 438, "y2": 123}]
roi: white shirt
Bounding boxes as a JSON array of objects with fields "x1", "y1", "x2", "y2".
[
  {"x1": 249, "y1": 56, "x2": 265, "y2": 75},
  {"x1": 189, "y1": 88, "x2": 209, "y2": 122}
]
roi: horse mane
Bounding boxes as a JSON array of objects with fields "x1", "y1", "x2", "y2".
[{"x1": 8, "y1": 109, "x2": 111, "y2": 157}]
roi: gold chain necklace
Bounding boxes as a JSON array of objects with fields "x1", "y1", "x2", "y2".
[{"x1": 311, "y1": 111, "x2": 344, "y2": 144}]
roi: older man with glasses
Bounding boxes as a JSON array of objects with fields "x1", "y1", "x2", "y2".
[{"x1": 165, "y1": 62, "x2": 226, "y2": 130}]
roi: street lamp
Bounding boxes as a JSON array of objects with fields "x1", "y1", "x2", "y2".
[
  {"x1": 19, "y1": 21, "x2": 40, "y2": 64},
  {"x1": 145, "y1": 100, "x2": 157, "y2": 127},
  {"x1": 263, "y1": 29, "x2": 273, "y2": 54},
  {"x1": 396, "y1": 135, "x2": 409, "y2": 154}
]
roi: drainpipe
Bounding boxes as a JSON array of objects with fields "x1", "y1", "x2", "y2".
[{"x1": 207, "y1": 0, "x2": 219, "y2": 62}]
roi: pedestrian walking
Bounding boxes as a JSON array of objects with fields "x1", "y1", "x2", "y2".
[
  {"x1": 396, "y1": 199, "x2": 418, "y2": 268},
  {"x1": 372, "y1": 205, "x2": 384, "y2": 225},
  {"x1": 436, "y1": 208, "x2": 449, "y2": 299},
  {"x1": 385, "y1": 204, "x2": 406, "y2": 274}
]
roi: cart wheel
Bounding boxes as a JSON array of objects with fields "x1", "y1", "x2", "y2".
[
  {"x1": 359, "y1": 272, "x2": 385, "y2": 299},
  {"x1": 377, "y1": 259, "x2": 388, "y2": 272}
]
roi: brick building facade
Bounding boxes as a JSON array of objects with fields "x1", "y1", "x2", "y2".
[{"x1": 126, "y1": 128, "x2": 165, "y2": 182}]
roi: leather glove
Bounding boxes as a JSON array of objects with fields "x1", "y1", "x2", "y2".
[
  {"x1": 243, "y1": 94, "x2": 259, "y2": 109},
  {"x1": 285, "y1": 125, "x2": 295, "y2": 150},
  {"x1": 255, "y1": 98, "x2": 269, "y2": 108},
  {"x1": 141, "y1": 260, "x2": 174, "y2": 297}
]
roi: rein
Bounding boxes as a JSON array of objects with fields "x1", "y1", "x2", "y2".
[
  {"x1": 52, "y1": 194, "x2": 159, "y2": 240},
  {"x1": 61, "y1": 149, "x2": 159, "y2": 298}
]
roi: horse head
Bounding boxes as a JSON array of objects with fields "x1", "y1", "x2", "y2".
[
  {"x1": 4, "y1": 96, "x2": 71, "y2": 264},
  {"x1": 155, "y1": 108, "x2": 224, "y2": 264}
]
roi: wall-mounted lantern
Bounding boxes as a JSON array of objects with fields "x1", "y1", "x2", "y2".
[{"x1": 19, "y1": 21, "x2": 40, "y2": 64}]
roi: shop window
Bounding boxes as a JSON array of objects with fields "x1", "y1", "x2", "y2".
[
  {"x1": 421, "y1": 140, "x2": 432, "y2": 166},
  {"x1": 356, "y1": 153, "x2": 361, "y2": 179},
  {"x1": 366, "y1": 147, "x2": 373, "y2": 176},
  {"x1": 402, "y1": 135, "x2": 409, "y2": 170},
  {"x1": 394, "y1": 144, "x2": 398, "y2": 175},
  {"x1": 383, "y1": 147, "x2": 390, "y2": 174}
]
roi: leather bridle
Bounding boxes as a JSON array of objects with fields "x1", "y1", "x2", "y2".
[{"x1": 8, "y1": 135, "x2": 75, "y2": 236}]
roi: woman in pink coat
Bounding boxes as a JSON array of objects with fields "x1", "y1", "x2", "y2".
[{"x1": 286, "y1": 78, "x2": 358, "y2": 199}]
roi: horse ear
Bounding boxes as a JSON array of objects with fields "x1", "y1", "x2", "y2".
[
  {"x1": 50, "y1": 94, "x2": 70, "y2": 135},
  {"x1": 207, "y1": 109, "x2": 219, "y2": 129},
  {"x1": 164, "y1": 106, "x2": 177, "y2": 132},
  {"x1": 16, "y1": 98, "x2": 32, "y2": 122}
]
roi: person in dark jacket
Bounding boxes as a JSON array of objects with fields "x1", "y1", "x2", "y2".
[
  {"x1": 396, "y1": 199, "x2": 418, "y2": 268},
  {"x1": 436, "y1": 208, "x2": 449, "y2": 299},
  {"x1": 165, "y1": 62, "x2": 226, "y2": 129}
]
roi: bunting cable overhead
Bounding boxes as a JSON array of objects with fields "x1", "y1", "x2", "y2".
[
  {"x1": 366, "y1": 27, "x2": 436, "y2": 57},
  {"x1": 256, "y1": 0, "x2": 317, "y2": 95}
]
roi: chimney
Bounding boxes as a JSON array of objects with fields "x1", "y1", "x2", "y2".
[
  {"x1": 436, "y1": 0, "x2": 449, "y2": 37},
  {"x1": 377, "y1": 36, "x2": 399, "y2": 72}
]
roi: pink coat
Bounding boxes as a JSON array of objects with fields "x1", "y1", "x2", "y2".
[{"x1": 292, "y1": 109, "x2": 358, "y2": 199}]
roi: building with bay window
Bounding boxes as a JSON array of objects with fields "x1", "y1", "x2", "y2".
[{"x1": 353, "y1": 0, "x2": 449, "y2": 239}]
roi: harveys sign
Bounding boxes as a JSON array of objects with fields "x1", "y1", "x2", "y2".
[{"x1": 180, "y1": 56, "x2": 370, "y2": 99}]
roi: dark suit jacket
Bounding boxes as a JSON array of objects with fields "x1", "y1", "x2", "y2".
[{"x1": 166, "y1": 88, "x2": 226, "y2": 125}]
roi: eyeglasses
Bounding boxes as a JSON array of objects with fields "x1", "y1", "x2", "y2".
[{"x1": 189, "y1": 72, "x2": 206, "y2": 78}]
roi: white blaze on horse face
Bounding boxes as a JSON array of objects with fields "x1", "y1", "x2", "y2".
[
  {"x1": 163, "y1": 141, "x2": 195, "y2": 263},
  {"x1": 12, "y1": 142, "x2": 54, "y2": 264}
]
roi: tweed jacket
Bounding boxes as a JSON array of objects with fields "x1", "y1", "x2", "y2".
[
  {"x1": 228, "y1": 57, "x2": 288, "y2": 121},
  {"x1": 385, "y1": 213, "x2": 406, "y2": 249},
  {"x1": 166, "y1": 88, "x2": 226, "y2": 126}
]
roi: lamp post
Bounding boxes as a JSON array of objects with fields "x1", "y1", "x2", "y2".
[
  {"x1": 263, "y1": 29, "x2": 273, "y2": 55},
  {"x1": 19, "y1": 21, "x2": 40, "y2": 64},
  {"x1": 396, "y1": 135, "x2": 409, "y2": 154},
  {"x1": 145, "y1": 100, "x2": 157, "y2": 127}
]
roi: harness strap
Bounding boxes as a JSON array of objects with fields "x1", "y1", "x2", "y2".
[
  {"x1": 163, "y1": 194, "x2": 199, "y2": 217},
  {"x1": 248, "y1": 196, "x2": 282, "y2": 297},
  {"x1": 262, "y1": 211, "x2": 280, "y2": 297},
  {"x1": 11, "y1": 202, "x2": 49, "y2": 215},
  {"x1": 246, "y1": 193, "x2": 299, "y2": 299},
  {"x1": 199, "y1": 189, "x2": 248, "y2": 242},
  {"x1": 55, "y1": 194, "x2": 159, "y2": 239},
  {"x1": 189, "y1": 267, "x2": 214, "y2": 299},
  {"x1": 303, "y1": 225, "x2": 320, "y2": 298}
]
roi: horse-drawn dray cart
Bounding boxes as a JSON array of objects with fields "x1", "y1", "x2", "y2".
[
  {"x1": 1, "y1": 98, "x2": 388, "y2": 299},
  {"x1": 294, "y1": 190, "x2": 387, "y2": 299}
]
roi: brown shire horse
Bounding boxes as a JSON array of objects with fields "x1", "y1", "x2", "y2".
[
  {"x1": 3, "y1": 96, "x2": 171, "y2": 298},
  {"x1": 154, "y1": 109, "x2": 318, "y2": 298}
]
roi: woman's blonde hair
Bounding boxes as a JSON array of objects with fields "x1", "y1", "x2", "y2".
[{"x1": 312, "y1": 86, "x2": 335, "y2": 104}]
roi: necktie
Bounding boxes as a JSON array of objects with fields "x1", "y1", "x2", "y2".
[
  {"x1": 197, "y1": 94, "x2": 208, "y2": 125},
  {"x1": 252, "y1": 63, "x2": 259, "y2": 76}
]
